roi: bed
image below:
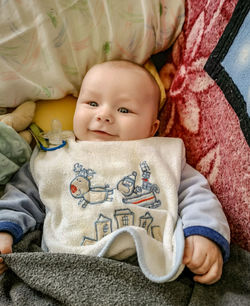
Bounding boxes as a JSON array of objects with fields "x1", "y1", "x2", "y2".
[{"x1": 0, "y1": 0, "x2": 249, "y2": 305}]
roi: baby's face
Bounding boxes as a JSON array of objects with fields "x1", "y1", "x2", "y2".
[{"x1": 73, "y1": 62, "x2": 160, "y2": 141}]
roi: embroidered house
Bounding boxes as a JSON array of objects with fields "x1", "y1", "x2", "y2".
[
  {"x1": 139, "y1": 212, "x2": 153, "y2": 232},
  {"x1": 114, "y1": 208, "x2": 135, "y2": 228},
  {"x1": 151, "y1": 225, "x2": 162, "y2": 242},
  {"x1": 82, "y1": 214, "x2": 112, "y2": 246},
  {"x1": 95, "y1": 214, "x2": 112, "y2": 239}
]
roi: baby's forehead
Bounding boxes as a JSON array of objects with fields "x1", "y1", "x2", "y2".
[
  {"x1": 89, "y1": 61, "x2": 149, "y2": 78},
  {"x1": 84, "y1": 61, "x2": 157, "y2": 88}
]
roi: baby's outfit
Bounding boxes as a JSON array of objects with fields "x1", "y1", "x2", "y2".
[{"x1": 0, "y1": 137, "x2": 230, "y2": 283}]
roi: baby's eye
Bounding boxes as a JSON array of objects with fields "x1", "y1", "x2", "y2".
[
  {"x1": 88, "y1": 101, "x2": 98, "y2": 107},
  {"x1": 118, "y1": 107, "x2": 129, "y2": 113}
]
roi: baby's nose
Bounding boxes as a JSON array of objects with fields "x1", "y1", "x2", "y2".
[{"x1": 96, "y1": 109, "x2": 113, "y2": 123}]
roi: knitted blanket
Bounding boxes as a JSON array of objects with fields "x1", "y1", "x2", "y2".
[{"x1": 0, "y1": 230, "x2": 249, "y2": 306}]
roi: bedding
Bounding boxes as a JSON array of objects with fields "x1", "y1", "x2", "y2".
[
  {"x1": 0, "y1": 0, "x2": 184, "y2": 108},
  {"x1": 158, "y1": 0, "x2": 250, "y2": 251},
  {"x1": 204, "y1": 0, "x2": 250, "y2": 146},
  {"x1": 0, "y1": 230, "x2": 249, "y2": 305},
  {"x1": 0, "y1": 122, "x2": 31, "y2": 196}
]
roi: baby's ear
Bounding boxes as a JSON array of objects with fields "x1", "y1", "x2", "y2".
[{"x1": 150, "y1": 119, "x2": 160, "y2": 136}]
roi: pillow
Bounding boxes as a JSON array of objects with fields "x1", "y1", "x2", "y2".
[
  {"x1": 33, "y1": 96, "x2": 76, "y2": 132},
  {"x1": 0, "y1": 0, "x2": 184, "y2": 108},
  {"x1": 158, "y1": 0, "x2": 250, "y2": 251}
]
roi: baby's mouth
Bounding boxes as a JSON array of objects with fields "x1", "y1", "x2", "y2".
[{"x1": 89, "y1": 129, "x2": 115, "y2": 137}]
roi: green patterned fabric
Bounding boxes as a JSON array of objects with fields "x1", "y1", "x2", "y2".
[
  {"x1": 0, "y1": 122, "x2": 31, "y2": 189},
  {"x1": 0, "y1": 0, "x2": 185, "y2": 108}
]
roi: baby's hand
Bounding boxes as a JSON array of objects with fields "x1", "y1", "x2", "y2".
[
  {"x1": 0, "y1": 232, "x2": 13, "y2": 274},
  {"x1": 183, "y1": 235, "x2": 223, "y2": 285}
]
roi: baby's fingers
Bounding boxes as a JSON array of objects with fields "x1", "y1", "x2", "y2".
[
  {"x1": 183, "y1": 237, "x2": 194, "y2": 264},
  {"x1": 193, "y1": 261, "x2": 222, "y2": 285},
  {"x1": 188, "y1": 254, "x2": 210, "y2": 275},
  {"x1": 0, "y1": 265, "x2": 8, "y2": 274},
  {"x1": 0, "y1": 258, "x2": 8, "y2": 275}
]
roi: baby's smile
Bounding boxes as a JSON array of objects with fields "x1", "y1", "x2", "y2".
[{"x1": 88, "y1": 129, "x2": 117, "y2": 140}]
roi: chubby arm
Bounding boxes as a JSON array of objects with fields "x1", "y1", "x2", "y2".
[
  {"x1": 0, "y1": 162, "x2": 45, "y2": 246},
  {"x1": 0, "y1": 162, "x2": 45, "y2": 274},
  {"x1": 178, "y1": 163, "x2": 230, "y2": 284}
]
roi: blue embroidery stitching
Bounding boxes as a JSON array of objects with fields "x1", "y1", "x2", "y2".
[
  {"x1": 81, "y1": 210, "x2": 163, "y2": 246},
  {"x1": 70, "y1": 161, "x2": 161, "y2": 209},
  {"x1": 70, "y1": 163, "x2": 113, "y2": 208},
  {"x1": 82, "y1": 213, "x2": 112, "y2": 246},
  {"x1": 114, "y1": 208, "x2": 135, "y2": 228},
  {"x1": 139, "y1": 212, "x2": 153, "y2": 232},
  {"x1": 117, "y1": 161, "x2": 161, "y2": 209}
]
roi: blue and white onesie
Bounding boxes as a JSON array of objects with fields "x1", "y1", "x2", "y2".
[{"x1": 0, "y1": 137, "x2": 230, "y2": 283}]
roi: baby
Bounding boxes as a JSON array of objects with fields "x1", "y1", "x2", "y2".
[{"x1": 0, "y1": 60, "x2": 230, "y2": 284}]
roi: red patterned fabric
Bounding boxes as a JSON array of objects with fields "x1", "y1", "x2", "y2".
[{"x1": 159, "y1": 0, "x2": 250, "y2": 251}]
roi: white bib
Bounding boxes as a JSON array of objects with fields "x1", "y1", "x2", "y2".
[{"x1": 31, "y1": 137, "x2": 185, "y2": 282}]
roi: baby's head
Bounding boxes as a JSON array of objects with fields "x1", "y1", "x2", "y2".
[{"x1": 73, "y1": 60, "x2": 160, "y2": 141}]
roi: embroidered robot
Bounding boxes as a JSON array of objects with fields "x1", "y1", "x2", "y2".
[
  {"x1": 117, "y1": 161, "x2": 161, "y2": 209},
  {"x1": 70, "y1": 163, "x2": 113, "y2": 208}
]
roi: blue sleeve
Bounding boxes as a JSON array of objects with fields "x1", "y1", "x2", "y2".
[
  {"x1": 0, "y1": 162, "x2": 45, "y2": 244},
  {"x1": 178, "y1": 163, "x2": 230, "y2": 262}
]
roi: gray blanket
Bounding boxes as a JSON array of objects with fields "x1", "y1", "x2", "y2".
[{"x1": 0, "y1": 230, "x2": 249, "y2": 306}]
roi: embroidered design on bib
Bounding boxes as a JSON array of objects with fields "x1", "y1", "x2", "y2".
[
  {"x1": 81, "y1": 214, "x2": 113, "y2": 246},
  {"x1": 114, "y1": 208, "x2": 135, "y2": 228},
  {"x1": 70, "y1": 163, "x2": 113, "y2": 208},
  {"x1": 70, "y1": 161, "x2": 161, "y2": 209},
  {"x1": 117, "y1": 161, "x2": 161, "y2": 209},
  {"x1": 81, "y1": 210, "x2": 162, "y2": 246}
]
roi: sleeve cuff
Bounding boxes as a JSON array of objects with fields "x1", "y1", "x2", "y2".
[
  {"x1": 0, "y1": 222, "x2": 23, "y2": 244},
  {"x1": 184, "y1": 226, "x2": 230, "y2": 262}
]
